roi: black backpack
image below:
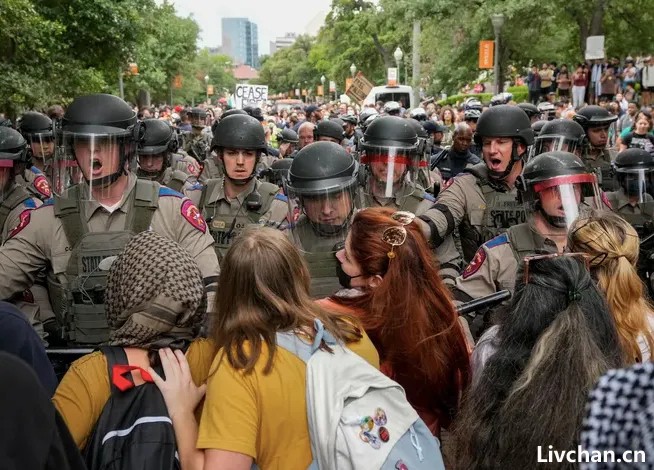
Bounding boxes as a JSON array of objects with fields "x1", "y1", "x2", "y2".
[{"x1": 83, "y1": 346, "x2": 180, "y2": 470}]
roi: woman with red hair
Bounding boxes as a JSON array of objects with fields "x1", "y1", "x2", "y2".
[{"x1": 325, "y1": 206, "x2": 471, "y2": 436}]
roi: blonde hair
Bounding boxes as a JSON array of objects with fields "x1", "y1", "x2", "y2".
[
  {"x1": 210, "y1": 227, "x2": 362, "y2": 374},
  {"x1": 569, "y1": 211, "x2": 654, "y2": 363}
]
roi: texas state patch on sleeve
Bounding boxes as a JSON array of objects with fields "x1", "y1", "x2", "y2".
[
  {"x1": 33, "y1": 175, "x2": 52, "y2": 198},
  {"x1": 8, "y1": 209, "x2": 32, "y2": 239},
  {"x1": 462, "y1": 248, "x2": 486, "y2": 279},
  {"x1": 180, "y1": 199, "x2": 206, "y2": 233}
]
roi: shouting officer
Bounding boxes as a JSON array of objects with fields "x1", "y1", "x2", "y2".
[
  {"x1": 573, "y1": 105, "x2": 619, "y2": 191},
  {"x1": 605, "y1": 148, "x2": 654, "y2": 236},
  {"x1": 418, "y1": 105, "x2": 534, "y2": 263},
  {"x1": 286, "y1": 141, "x2": 358, "y2": 298},
  {"x1": 136, "y1": 119, "x2": 196, "y2": 192},
  {"x1": 16, "y1": 111, "x2": 54, "y2": 200},
  {"x1": 0, "y1": 94, "x2": 220, "y2": 346},
  {"x1": 453, "y1": 151, "x2": 601, "y2": 335},
  {"x1": 191, "y1": 114, "x2": 288, "y2": 261}
]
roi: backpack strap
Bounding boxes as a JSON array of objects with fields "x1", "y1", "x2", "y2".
[
  {"x1": 53, "y1": 185, "x2": 86, "y2": 249},
  {"x1": 167, "y1": 170, "x2": 188, "y2": 193},
  {"x1": 255, "y1": 182, "x2": 282, "y2": 215},
  {"x1": 275, "y1": 319, "x2": 338, "y2": 364},
  {"x1": 101, "y1": 346, "x2": 130, "y2": 393},
  {"x1": 127, "y1": 179, "x2": 160, "y2": 234}
]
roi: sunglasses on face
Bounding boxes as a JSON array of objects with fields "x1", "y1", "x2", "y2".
[{"x1": 381, "y1": 211, "x2": 416, "y2": 260}]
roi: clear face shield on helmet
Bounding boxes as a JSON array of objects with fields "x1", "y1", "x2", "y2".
[
  {"x1": 190, "y1": 115, "x2": 206, "y2": 129},
  {"x1": 617, "y1": 168, "x2": 654, "y2": 204},
  {"x1": 55, "y1": 132, "x2": 132, "y2": 200},
  {"x1": 285, "y1": 179, "x2": 357, "y2": 253},
  {"x1": 533, "y1": 135, "x2": 583, "y2": 157},
  {"x1": 524, "y1": 174, "x2": 601, "y2": 233},
  {"x1": 361, "y1": 146, "x2": 418, "y2": 199},
  {"x1": 0, "y1": 152, "x2": 21, "y2": 200},
  {"x1": 27, "y1": 132, "x2": 55, "y2": 167}
]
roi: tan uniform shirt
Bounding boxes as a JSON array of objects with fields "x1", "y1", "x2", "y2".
[
  {"x1": 0, "y1": 173, "x2": 220, "y2": 301},
  {"x1": 171, "y1": 152, "x2": 201, "y2": 183},
  {"x1": 18, "y1": 166, "x2": 52, "y2": 200},
  {"x1": 451, "y1": 223, "x2": 558, "y2": 303}
]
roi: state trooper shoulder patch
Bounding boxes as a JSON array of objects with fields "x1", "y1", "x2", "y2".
[
  {"x1": 462, "y1": 248, "x2": 486, "y2": 279},
  {"x1": 442, "y1": 177, "x2": 455, "y2": 191},
  {"x1": 8, "y1": 209, "x2": 32, "y2": 239},
  {"x1": 181, "y1": 199, "x2": 206, "y2": 233},
  {"x1": 33, "y1": 175, "x2": 51, "y2": 198}
]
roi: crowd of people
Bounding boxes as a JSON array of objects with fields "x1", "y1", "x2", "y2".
[{"x1": 3, "y1": 80, "x2": 654, "y2": 469}]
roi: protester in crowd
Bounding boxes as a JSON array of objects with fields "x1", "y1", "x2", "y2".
[
  {"x1": 556, "y1": 64, "x2": 571, "y2": 98},
  {"x1": 439, "y1": 106, "x2": 456, "y2": 145},
  {"x1": 329, "y1": 207, "x2": 471, "y2": 436},
  {"x1": 619, "y1": 113, "x2": 654, "y2": 154},
  {"x1": 617, "y1": 101, "x2": 639, "y2": 134},
  {"x1": 52, "y1": 231, "x2": 213, "y2": 449},
  {"x1": 539, "y1": 63, "x2": 554, "y2": 99},
  {"x1": 0, "y1": 352, "x2": 86, "y2": 470},
  {"x1": 600, "y1": 68, "x2": 620, "y2": 102},
  {"x1": 526, "y1": 65, "x2": 542, "y2": 105},
  {"x1": 456, "y1": 255, "x2": 623, "y2": 469},
  {"x1": 151, "y1": 227, "x2": 379, "y2": 470},
  {"x1": 568, "y1": 212, "x2": 654, "y2": 362}
]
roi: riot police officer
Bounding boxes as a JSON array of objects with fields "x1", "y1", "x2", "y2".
[
  {"x1": 359, "y1": 116, "x2": 460, "y2": 283},
  {"x1": 286, "y1": 141, "x2": 358, "y2": 297},
  {"x1": 200, "y1": 108, "x2": 248, "y2": 182},
  {"x1": 537, "y1": 101, "x2": 556, "y2": 121},
  {"x1": 573, "y1": 105, "x2": 619, "y2": 191},
  {"x1": 358, "y1": 107, "x2": 379, "y2": 131},
  {"x1": 0, "y1": 93, "x2": 220, "y2": 346},
  {"x1": 278, "y1": 128, "x2": 299, "y2": 158},
  {"x1": 453, "y1": 151, "x2": 601, "y2": 335},
  {"x1": 532, "y1": 119, "x2": 586, "y2": 158},
  {"x1": 605, "y1": 148, "x2": 654, "y2": 236},
  {"x1": 192, "y1": 114, "x2": 288, "y2": 261},
  {"x1": 136, "y1": 119, "x2": 196, "y2": 192},
  {"x1": 517, "y1": 102, "x2": 541, "y2": 123},
  {"x1": 418, "y1": 105, "x2": 534, "y2": 263},
  {"x1": 182, "y1": 106, "x2": 212, "y2": 165},
  {"x1": 383, "y1": 101, "x2": 402, "y2": 116},
  {"x1": 16, "y1": 111, "x2": 54, "y2": 199}
]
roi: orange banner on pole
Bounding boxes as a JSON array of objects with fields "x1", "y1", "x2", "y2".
[
  {"x1": 173, "y1": 75, "x2": 183, "y2": 89},
  {"x1": 478, "y1": 41, "x2": 494, "y2": 69},
  {"x1": 317, "y1": 85, "x2": 324, "y2": 96}
]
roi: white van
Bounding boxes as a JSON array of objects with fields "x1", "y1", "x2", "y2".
[{"x1": 363, "y1": 85, "x2": 415, "y2": 109}]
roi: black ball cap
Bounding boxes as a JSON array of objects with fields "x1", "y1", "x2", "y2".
[{"x1": 62, "y1": 93, "x2": 136, "y2": 136}]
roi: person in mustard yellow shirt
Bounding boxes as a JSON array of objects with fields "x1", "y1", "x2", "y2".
[
  {"x1": 52, "y1": 230, "x2": 213, "y2": 450},
  {"x1": 150, "y1": 227, "x2": 380, "y2": 470}
]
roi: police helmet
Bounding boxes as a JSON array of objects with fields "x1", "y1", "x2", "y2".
[
  {"x1": 464, "y1": 109, "x2": 482, "y2": 121},
  {"x1": 359, "y1": 108, "x2": 379, "y2": 127},
  {"x1": 360, "y1": 116, "x2": 418, "y2": 152},
  {"x1": 533, "y1": 119, "x2": 586, "y2": 156},
  {"x1": 517, "y1": 102, "x2": 540, "y2": 119},
  {"x1": 474, "y1": 105, "x2": 534, "y2": 146},
  {"x1": 573, "y1": 105, "x2": 618, "y2": 129},
  {"x1": 221, "y1": 108, "x2": 248, "y2": 119},
  {"x1": 315, "y1": 120, "x2": 344, "y2": 142},
  {"x1": 489, "y1": 92, "x2": 514, "y2": 106},
  {"x1": 287, "y1": 141, "x2": 358, "y2": 196},
  {"x1": 531, "y1": 120, "x2": 548, "y2": 138},
  {"x1": 341, "y1": 114, "x2": 358, "y2": 125},
  {"x1": 464, "y1": 98, "x2": 483, "y2": 111},
  {"x1": 614, "y1": 148, "x2": 654, "y2": 200},
  {"x1": 409, "y1": 108, "x2": 427, "y2": 121},
  {"x1": 211, "y1": 114, "x2": 266, "y2": 152},
  {"x1": 17, "y1": 112, "x2": 53, "y2": 139},
  {"x1": 383, "y1": 101, "x2": 402, "y2": 116},
  {"x1": 279, "y1": 128, "x2": 299, "y2": 144},
  {"x1": 0, "y1": 126, "x2": 29, "y2": 164}
]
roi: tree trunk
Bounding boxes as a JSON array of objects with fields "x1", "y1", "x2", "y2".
[
  {"x1": 372, "y1": 34, "x2": 392, "y2": 69},
  {"x1": 137, "y1": 89, "x2": 151, "y2": 109},
  {"x1": 412, "y1": 20, "x2": 421, "y2": 106},
  {"x1": 575, "y1": 0, "x2": 606, "y2": 58}
]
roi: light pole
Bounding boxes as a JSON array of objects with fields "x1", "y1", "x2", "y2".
[
  {"x1": 204, "y1": 75, "x2": 209, "y2": 103},
  {"x1": 393, "y1": 47, "x2": 403, "y2": 84},
  {"x1": 491, "y1": 13, "x2": 505, "y2": 94},
  {"x1": 350, "y1": 63, "x2": 357, "y2": 79}
]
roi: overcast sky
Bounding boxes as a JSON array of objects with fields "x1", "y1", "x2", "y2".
[{"x1": 164, "y1": 0, "x2": 333, "y2": 55}]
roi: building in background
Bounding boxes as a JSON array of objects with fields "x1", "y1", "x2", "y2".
[
  {"x1": 269, "y1": 33, "x2": 298, "y2": 55},
  {"x1": 221, "y1": 17, "x2": 259, "y2": 68}
]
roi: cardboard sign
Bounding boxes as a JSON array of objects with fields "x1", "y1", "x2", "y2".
[
  {"x1": 234, "y1": 84, "x2": 269, "y2": 109},
  {"x1": 329, "y1": 80, "x2": 336, "y2": 93},
  {"x1": 479, "y1": 41, "x2": 494, "y2": 69},
  {"x1": 387, "y1": 67, "x2": 398, "y2": 86},
  {"x1": 346, "y1": 72, "x2": 375, "y2": 104},
  {"x1": 585, "y1": 35, "x2": 605, "y2": 60}
]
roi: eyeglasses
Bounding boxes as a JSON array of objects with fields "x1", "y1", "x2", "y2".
[
  {"x1": 522, "y1": 252, "x2": 589, "y2": 284},
  {"x1": 381, "y1": 211, "x2": 415, "y2": 260}
]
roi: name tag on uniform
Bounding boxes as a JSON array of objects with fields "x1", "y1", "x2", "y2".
[{"x1": 212, "y1": 220, "x2": 226, "y2": 229}]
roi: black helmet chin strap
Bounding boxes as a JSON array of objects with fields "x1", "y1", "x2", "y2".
[{"x1": 535, "y1": 200, "x2": 567, "y2": 229}]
